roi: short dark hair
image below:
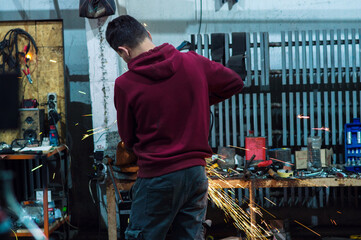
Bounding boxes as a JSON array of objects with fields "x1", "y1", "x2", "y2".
[{"x1": 106, "y1": 15, "x2": 149, "y2": 51}]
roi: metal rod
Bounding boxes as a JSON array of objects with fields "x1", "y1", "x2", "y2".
[
  {"x1": 316, "y1": 30, "x2": 321, "y2": 84},
  {"x1": 290, "y1": 92, "x2": 294, "y2": 146},
  {"x1": 324, "y1": 92, "x2": 330, "y2": 145},
  {"x1": 246, "y1": 33, "x2": 252, "y2": 87},
  {"x1": 345, "y1": 29, "x2": 350, "y2": 83},
  {"x1": 281, "y1": 31, "x2": 286, "y2": 85},
  {"x1": 239, "y1": 94, "x2": 245, "y2": 146},
  {"x1": 267, "y1": 93, "x2": 272, "y2": 146},
  {"x1": 254, "y1": 32, "x2": 259, "y2": 86},
  {"x1": 295, "y1": 31, "x2": 300, "y2": 85},
  {"x1": 253, "y1": 93, "x2": 258, "y2": 136},
  {"x1": 331, "y1": 91, "x2": 336, "y2": 145}
]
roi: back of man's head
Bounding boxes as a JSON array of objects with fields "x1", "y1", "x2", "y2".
[{"x1": 106, "y1": 15, "x2": 149, "y2": 51}]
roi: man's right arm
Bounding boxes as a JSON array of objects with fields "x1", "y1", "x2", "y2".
[{"x1": 114, "y1": 82, "x2": 137, "y2": 149}]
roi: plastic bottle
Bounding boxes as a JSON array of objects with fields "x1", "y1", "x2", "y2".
[{"x1": 307, "y1": 136, "x2": 322, "y2": 172}]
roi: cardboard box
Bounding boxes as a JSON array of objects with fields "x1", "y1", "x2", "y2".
[{"x1": 295, "y1": 148, "x2": 333, "y2": 169}]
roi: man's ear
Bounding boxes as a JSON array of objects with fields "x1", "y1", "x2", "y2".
[
  {"x1": 147, "y1": 31, "x2": 152, "y2": 41},
  {"x1": 117, "y1": 46, "x2": 131, "y2": 58}
]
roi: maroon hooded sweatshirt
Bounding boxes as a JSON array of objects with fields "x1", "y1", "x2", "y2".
[{"x1": 114, "y1": 43, "x2": 243, "y2": 178}]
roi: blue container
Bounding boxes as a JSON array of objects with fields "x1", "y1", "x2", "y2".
[
  {"x1": 49, "y1": 125, "x2": 59, "y2": 146},
  {"x1": 344, "y1": 118, "x2": 361, "y2": 167}
]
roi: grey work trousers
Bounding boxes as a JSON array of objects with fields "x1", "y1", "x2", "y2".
[{"x1": 125, "y1": 165, "x2": 208, "y2": 240}]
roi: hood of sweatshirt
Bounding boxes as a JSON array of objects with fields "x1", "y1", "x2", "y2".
[{"x1": 127, "y1": 43, "x2": 182, "y2": 80}]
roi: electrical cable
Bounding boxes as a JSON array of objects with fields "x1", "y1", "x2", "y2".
[
  {"x1": 198, "y1": 0, "x2": 203, "y2": 35},
  {"x1": 89, "y1": 179, "x2": 96, "y2": 204},
  {"x1": 10, "y1": 228, "x2": 18, "y2": 240},
  {"x1": 209, "y1": 109, "x2": 214, "y2": 140}
]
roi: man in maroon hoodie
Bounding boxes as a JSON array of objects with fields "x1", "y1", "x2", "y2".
[{"x1": 106, "y1": 15, "x2": 243, "y2": 240}]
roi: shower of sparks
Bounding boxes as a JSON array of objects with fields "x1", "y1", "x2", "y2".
[
  {"x1": 330, "y1": 219, "x2": 337, "y2": 225},
  {"x1": 82, "y1": 120, "x2": 117, "y2": 141},
  {"x1": 82, "y1": 114, "x2": 93, "y2": 117},
  {"x1": 269, "y1": 157, "x2": 294, "y2": 165},
  {"x1": 297, "y1": 114, "x2": 310, "y2": 119},
  {"x1": 206, "y1": 159, "x2": 269, "y2": 239},
  {"x1": 49, "y1": 59, "x2": 57, "y2": 63},
  {"x1": 294, "y1": 220, "x2": 321, "y2": 237},
  {"x1": 31, "y1": 164, "x2": 43, "y2": 172},
  {"x1": 264, "y1": 197, "x2": 276, "y2": 206},
  {"x1": 337, "y1": 211, "x2": 342, "y2": 214},
  {"x1": 78, "y1": 91, "x2": 86, "y2": 95},
  {"x1": 312, "y1": 127, "x2": 330, "y2": 132},
  {"x1": 228, "y1": 145, "x2": 250, "y2": 151}
]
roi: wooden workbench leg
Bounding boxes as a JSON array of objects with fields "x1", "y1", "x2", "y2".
[
  {"x1": 249, "y1": 180, "x2": 255, "y2": 240},
  {"x1": 106, "y1": 184, "x2": 117, "y2": 240}
]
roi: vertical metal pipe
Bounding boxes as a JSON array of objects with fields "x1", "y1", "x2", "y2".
[
  {"x1": 265, "y1": 32, "x2": 270, "y2": 85},
  {"x1": 295, "y1": 31, "x2": 300, "y2": 85},
  {"x1": 267, "y1": 93, "x2": 272, "y2": 146},
  {"x1": 309, "y1": 30, "x2": 314, "y2": 84},
  {"x1": 337, "y1": 29, "x2": 342, "y2": 84},
  {"x1": 288, "y1": 31, "x2": 293, "y2": 85},
  {"x1": 302, "y1": 31, "x2": 308, "y2": 145},
  {"x1": 330, "y1": 30, "x2": 336, "y2": 84},
  {"x1": 260, "y1": 93, "x2": 265, "y2": 137},
  {"x1": 296, "y1": 92, "x2": 301, "y2": 146},
  {"x1": 246, "y1": 33, "x2": 252, "y2": 87},
  {"x1": 324, "y1": 92, "x2": 329, "y2": 145},
  {"x1": 353, "y1": 91, "x2": 357, "y2": 119},
  {"x1": 239, "y1": 95, "x2": 245, "y2": 146},
  {"x1": 253, "y1": 93, "x2": 258, "y2": 136},
  {"x1": 315, "y1": 30, "x2": 321, "y2": 84},
  {"x1": 260, "y1": 32, "x2": 265, "y2": 86},
  {"x1": 338, "y1": 92, "x2": 343, "y2": 148},
  {"x1": 253, "y1": 32, "x2": 259, "y2": 86},
  {"x1": 310, "y1": 92, "x2": 315, "y2": 137},
  {"x1": 351, "y1": 29, "x2": 357, "y2": 83},
  {"x1": 282, "y1": 92, "x2": 287, "y2": 146},
  {"x1": 232, "y1": 95, "x2": 237, "y2": 146},
  {"x1": 225, "y1": 34, "x2": 231, "y2": 146},
  {"x1": 331, "y1": 91, "x2": 336, "y2": 145},
  {"x1": 309, "y1": 31, "x2": 315, "y2": 138},
  {"x1": 346, "y1": 91, "x2": 350, "y2": 124},
  {"x1": 344, "y1": 29, "x2": 350, "y2": 83},
  {"x1": 290, "y1": 92, "x2": 294, "y2": 146},
  {"x1": 196, "y1": 34, "x2": 202, "y2": 55},
  {"x1": 281, "y1": 31, "x2": 287, "y2": 85},
  {"x1": 219, "y1": 102, "x2": 224, "y2": 146},
  {"x1": 317, "y1": 92, "x2": 322, "y2": 137},
  {"x1": 246, "y1": 94, "x2": 251, "y2": 136},
  {"x1": 302, "y1": 31, "x2": 307, "y2": 85},
  {"x1": 323, "y1": 30, "x2": 328, "y2": 84}
]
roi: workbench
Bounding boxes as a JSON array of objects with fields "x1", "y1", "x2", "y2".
[
  {"x1": 211, "y1": 177, "x2": 361, "y2": 239},
  {"x1": 0, "y1": 145, "x2": 70, "y2": 239}
]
